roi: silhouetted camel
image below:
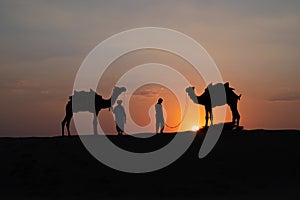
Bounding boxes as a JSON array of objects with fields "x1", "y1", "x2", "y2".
[
  {"x1": 61, "y1": 86, "x2": 126, "y2": 136},
  {"x1": 186, "y1": 82, "x2": 241, "y2": 127}
]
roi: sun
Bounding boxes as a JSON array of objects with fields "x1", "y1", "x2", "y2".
[{"x1": 191, "y1": 125, "x2": 199, "y2": 132}]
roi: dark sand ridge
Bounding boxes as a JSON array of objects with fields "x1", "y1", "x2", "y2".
[{"x1": 0, "y1": 129, "x2": 299, "y2": 199}]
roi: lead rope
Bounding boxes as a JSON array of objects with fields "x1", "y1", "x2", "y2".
[
  {"x1": 122, "y1": 92, "x2": 126, "y2": 107},
  {"x1": 165, "y1": 93, "x2": 189, "y2": 129}
]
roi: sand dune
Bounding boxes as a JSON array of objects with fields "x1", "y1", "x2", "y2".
[{"x1": 0, "y1": 129, "x2": 299, "y2": 199}]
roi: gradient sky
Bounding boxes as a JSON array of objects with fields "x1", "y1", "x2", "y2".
[{"x1": 0, "y1": 0, "x2": 299, "y2": 136}]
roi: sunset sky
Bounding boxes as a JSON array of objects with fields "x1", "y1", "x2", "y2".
[{"x1": 0, "y1": 0, "x2": 299, "y2": 136}]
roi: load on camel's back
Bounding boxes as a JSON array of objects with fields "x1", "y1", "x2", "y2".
[{"x1": 70, "y1": 89, "x2": 104, "y2": 113}]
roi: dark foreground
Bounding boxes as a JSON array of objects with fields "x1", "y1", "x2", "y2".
[{"x1": 0, "y1": 129, "x2": 299, "y2": 200}]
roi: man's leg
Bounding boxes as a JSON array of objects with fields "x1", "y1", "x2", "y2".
[
  {"x1": 160, "y1": 120, "x2": 165, "y2": 134},
  {"x1": 156, "y1": 120, "x2": 160, "y2": 134}
]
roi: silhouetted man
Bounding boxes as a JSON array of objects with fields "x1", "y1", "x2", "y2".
[
  {"x1": 112, "y1": 100, "x2": 126, "y2": 135},
  {"x1": 224, "y1": 82, "x2": 241, "y2": 100},
  {"x1": 155, "y1": 98, "x2": 165, "y2": 134}
]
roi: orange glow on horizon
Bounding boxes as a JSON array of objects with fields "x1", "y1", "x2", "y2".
[{"x1": 191, "y1": 125, "x2": 199, "y2": 131}]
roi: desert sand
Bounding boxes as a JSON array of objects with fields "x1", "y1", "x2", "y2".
[{"x1": 0, "y1": 129, "x2": 299, "y2": 199}]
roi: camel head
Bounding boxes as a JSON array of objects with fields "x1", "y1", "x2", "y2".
[
  {"x1": 113, "y1": 86, "x2": 127, "y2": 95},
  {"x1": 186, "y1": 86, "x2": 200, "y2": 104},
  {"x1": 186, "y1": 86, "x2": 195, "y2": 94},
  {"x1": 111, "y1": 86, "x2": 126, "y2": 105}
]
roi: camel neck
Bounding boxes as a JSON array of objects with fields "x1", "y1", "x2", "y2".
[
  {"x1": 101, "y1": 98, "x2": 112, "y2": 109},
  {"x1": 187, "y1": 91, "x2": 199, "y2": 104},
  {"x1": 101, "y1": 91, "x2": 119, "y2": 108}
]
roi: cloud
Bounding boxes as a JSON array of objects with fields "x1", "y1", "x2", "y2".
[
  {"x1": 9, "y1": 89, "x2": 26, "y2": 95},
  {"x1": 40, "y1": 90, "x2": 50, "y2": 95},
  {"x1": 1, "y1": 0, "x2": 300, "y2": 64},
  {"x1": 268, "y1": 93, "x2": 300, "y2": 102},
  {"x1": 0, "y1": 80, "x2": 51, "y2": 97},
  {"x1": 16, "y1": 80, "x2": 39, "y2": 88},
  {"x1": 133, "y1": 90, "x2": 158, "y2": 97},
  {"x1": 1, "y1": 80, "x2": 39, "y2": 90}
]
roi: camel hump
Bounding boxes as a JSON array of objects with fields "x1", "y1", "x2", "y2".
[
  {"x1": 205, "y1": 83, "x2": 227, "y2": 106},
  {"x1": 206, "y1": 82, "x2": 225, "y2": 92}
]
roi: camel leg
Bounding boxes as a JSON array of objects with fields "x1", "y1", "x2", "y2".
[
  {"x1": 61, "y1": 116, "x2": 68, "y2": 137},
  {"x1": 62, "y1": 101, "x2": 73, "y2": 137},
  {"x1": 210, "y1": 110, "x2": 214, "y2": 126},
  {"x1": 93, "y1": 113, "x2": 98, "y2": 135},
  {"x1": 66, "y1": 119, "x2": 71, "y2": 137},
  {"x1": 205, "y1": 108, "x2": 209, "y2": 127},
  {"x1": 61, "y1": 121, "x2": 65, "y2": 137},
  {"x1": 62, "y1": 114, "x2": 72, "y2": 137}
]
